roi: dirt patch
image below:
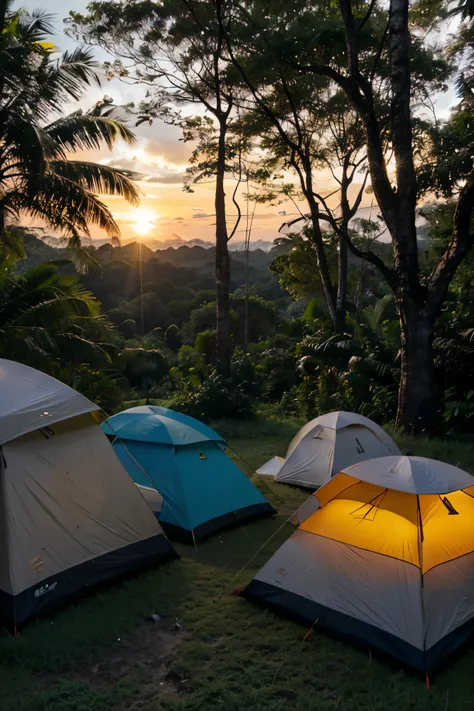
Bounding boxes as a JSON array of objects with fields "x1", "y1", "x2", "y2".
[{"x1": 46, "y1": 619, "x2": 191, "y2": 707}]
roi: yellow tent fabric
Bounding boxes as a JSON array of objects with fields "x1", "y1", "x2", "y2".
[{"x1": 301, "y1": 473, "x2": 474, "y2": 574}]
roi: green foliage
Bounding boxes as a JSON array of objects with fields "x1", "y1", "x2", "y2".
[
  {"x1": 109, "y1": 292, "x2": 170, "y2": 334},
  {"x1": 117, "y1": 347, "x2": 168, "y2": 400},
  {"x1": 0, "y1": 261, "x2": 116, "y2": 374},
  {"x1": 72, "y1": 367, "x2": 124, "y2": 414},
  {"x1": 167, "y1": 361, "x2": 257, "y2": 422},
  {"x1": 165, "y1": 324, "x2": 183, "y2": 350}
]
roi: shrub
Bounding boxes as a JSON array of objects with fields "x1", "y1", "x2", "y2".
[{"x1": 167, "y1": 371, "x2": 255, "y2": 422}]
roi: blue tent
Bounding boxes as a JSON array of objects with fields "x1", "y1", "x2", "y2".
[{"x1": 102, "y1": 406, "x2": 275, "y2": 542}]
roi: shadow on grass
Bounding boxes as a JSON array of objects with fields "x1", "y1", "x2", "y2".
[{"x1": 174, "y1": 515, "x2": 296, "y2": 578}]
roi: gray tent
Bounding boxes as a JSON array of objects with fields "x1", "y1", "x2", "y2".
[
  {"x1": 257, "y1": 411, "x2": 400, "y2": 489},
  {"x1": 0, "y1": 359, "x2": 176, "y2": 631}
]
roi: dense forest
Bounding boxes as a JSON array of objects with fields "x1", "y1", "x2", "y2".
[
  {"x1": 1, "y1": 0, "x2": 473, "y2": 437},
  {"x1": 9, "y1": 218, "x2": 474, "y2": 437}
]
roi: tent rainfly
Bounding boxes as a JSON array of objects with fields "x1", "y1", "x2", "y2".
[
  {"x1": 0, "y1": 359, "x2": 176, "y2": 631},
  {"x1": 257, "y1": 411, "x2": 400, "y2": 489},
  {"x1": 102, "y1": 406, "x2": 275, "y2": 542},
  {"x1": 244, "y1": 455, "x2": 474, "y2": 671}
]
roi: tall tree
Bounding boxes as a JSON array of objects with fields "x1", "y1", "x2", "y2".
[
  {"x1": 0, "y1": 6, "x2": 139, "y2": 257},
  {"x1": 226, "y1": 0, "x2": 468, "y2": 433},
  {"x1": 254, "y1": 88, "x2": 370, "y2": 331},
  {"x1": 68, "y1": 0, "x2": 243, "y2": 374}
]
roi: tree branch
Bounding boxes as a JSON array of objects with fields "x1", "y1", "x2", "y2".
[
  {"x1": 356, "y1": 0, "x2": 378, "y2": 32},
  {"x1": 426, "y1": 175, "x2": 474, "y2": 316},
  {"x1": 228, "y1": 147, "x2": 243, "y2": 241}
]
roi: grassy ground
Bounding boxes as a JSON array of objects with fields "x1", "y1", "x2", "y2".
[{"x1": 2, "y1": 416, "x2": 474, "y2": 711}]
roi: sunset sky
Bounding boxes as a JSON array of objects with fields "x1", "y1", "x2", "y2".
[{"x1": 20, "y1": 1, "x2": 460, "y2": 246}]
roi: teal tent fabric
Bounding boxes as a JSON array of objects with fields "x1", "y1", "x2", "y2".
[
  {"x1": 103, "y1": 407, "x2": 274, "y2": 541},
  {"x1": 102, "y1": 405, "x2": 225, "y2": 446}
]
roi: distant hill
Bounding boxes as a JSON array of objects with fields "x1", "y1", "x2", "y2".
[
  {"x1": 15, "y1": 233, "x2": 68, "y2": 272},
  {"x1": 42, "y1": 234, "x2": 275, "y2": 252},
  {"x1": 15, "y1": 235, "x2": 289, "y2": 329}
]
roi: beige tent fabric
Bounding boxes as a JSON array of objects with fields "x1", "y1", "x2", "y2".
[
  {"x1": 136, "y1": 484, "x2": 164, "y2": 514},
  {"x1": 0, "y1": 358, "x2": 98, "y2": 445},
  {"x1": 260, "y1": 412, "x2": 401, "y2": 489},
  {"x1": 253, "y1": 529, "x2": 425, "y2": 650},
  {"x1": 0, "y1": 414, "x2": 163, "y2": 596},
  {"x1": 341, "y1": 456, "x2": 474, "y2": 494},
  {"x1": 423, "y1": 552, "x2": 474, "y2": 648},
  {"x1": 331, "y1": 426, "x2": 399, "y2": 477},
  {"x1": 256, "y1": 456, "x2": 286, "y2": 477},
  {"x1": 276, "y1": 427, "x2": 336, "y2": 487},
  {"x1": 286, "y1": 412, "x2": 400, "y2": 457}
]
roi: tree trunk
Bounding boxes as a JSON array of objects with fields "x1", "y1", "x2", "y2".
[
  {"x1": 301, "y1": 163, "x2": 337, "y2": 326},
  {"x1": 215, "y1": 118, "x2": 231, "y2": 376},
  {"x1": 336, "y1": 232, "x2": 348, "y2": 332},
  {"x1": 395, "y1": 300, "x2": 436, "y2": 434},
  {"x1": 0, "y1": 206, "x2": 7, "y2": 265}
]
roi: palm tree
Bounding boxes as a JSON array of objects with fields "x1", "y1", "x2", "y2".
[
  {"x1": 0, "y1": 261, "x2": 117, "y2": 374},
  {"x1": 0, "y1": 5, "x2": 139, "y2": 255}
]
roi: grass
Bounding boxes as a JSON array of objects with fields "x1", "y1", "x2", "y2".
[{"x1": 2, "y1": 416, "x2": 474, "y2": 711}]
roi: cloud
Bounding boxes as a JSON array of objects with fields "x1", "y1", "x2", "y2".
[
  {"x1": 101, "y1": 145, "x2": 187, "y2": 186},
  {"x1": 192, "y1": 212, "x2": 214, "y2": 219},
  {"x1": 158, "y1": 219, "x2": 190, "y2": 227},
  {"x1": 142, "y1": 173, "x2": 185, "y2": 185},
  {"x1": 173, "y1": 217, "x2": 185, "y2": 221},
  {"x1": 136, "y1": 130, "x2": 190, "y2": 165}
]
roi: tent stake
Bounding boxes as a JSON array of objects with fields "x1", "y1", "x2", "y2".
[{"x1": 303, "y1": 618, "x2": 319, "y2": 641}]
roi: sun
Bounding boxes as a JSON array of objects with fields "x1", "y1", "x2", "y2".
[{"x1": 132, "y1": 208, "x2": 159, "y2": 237}]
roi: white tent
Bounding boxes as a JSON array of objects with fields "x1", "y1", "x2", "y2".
[
  {"x1": 244, "y1": 456, "x2": 474, "y2": 671},
  {"x1": 257, "y1": 411, "x2": 400, "y2": 489},
  {"x1": 0, "y1": 359, "x2": 176, "y2": 631}
]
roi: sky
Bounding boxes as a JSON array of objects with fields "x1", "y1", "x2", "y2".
[{"x1": 20, "y1": 1, "x2": 460, "y2": 246}]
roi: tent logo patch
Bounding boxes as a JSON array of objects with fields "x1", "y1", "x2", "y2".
[
  {"x1": 34, "y1": 582, "x2": 57, "y2": 598},
  {"x1": 30, "y1": 556, "x2": 44, "y2": 572}
]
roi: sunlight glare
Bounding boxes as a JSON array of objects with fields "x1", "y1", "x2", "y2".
[{"x1": 132, "y1": 208, "x2": 159, "y2": 237}]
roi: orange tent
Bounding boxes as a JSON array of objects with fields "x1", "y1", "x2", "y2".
[{"x1": 244, "y1": 456, "x2": 474, "y2": 670}]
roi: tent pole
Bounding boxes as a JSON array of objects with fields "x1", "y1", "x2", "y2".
[{"x1": 417, "y1": 495, "x2": 428, "y2": 678}]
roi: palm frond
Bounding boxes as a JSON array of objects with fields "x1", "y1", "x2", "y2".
[
  {"x1": 47, "y1": 47, "x2": 101, "y2": 102},
  {"x1": 51, "y1": 161, "x2": 140, "y2": 205},
  {"x1": 3, "y1": 325, "x2": 58, "y2": 356},
  {"x1": 461, "y1": 328, "x2": 474, "y2": 342},
  {"x1": 17, "y1": 9, "x2": 56, "y2": 42},
  {"x1": 14, "y1": 174, "x2": 120, "y2": 237},
  {"x1": 54, "y1": 332, "x2": 112, "y2": 364},
  {"x1": 14, "y1": 297, "x2": 95, "y2": 326},
  {"x1": 46, "y1": 112, "x2": 136, "y2": 152},
  {"x1": 449, "y1": 0, "x2": 474, "y2": 19},
  {"x1": 0, "y1": 114, "x2": 49, "y2": 179}
]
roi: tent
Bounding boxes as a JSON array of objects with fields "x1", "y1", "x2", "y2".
[
  {"x1": 257, "y1": 411, "x2": 400, "y2": 489},
  {"x1": 244, "y1": 455, "x2": 474, "y2": 671},
  {"x1": 0, "y1": 360, "x2": 176, "y2": 631},
  {"x1": 102, "y1": 406, "x2": 275, "y2": 542}
]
